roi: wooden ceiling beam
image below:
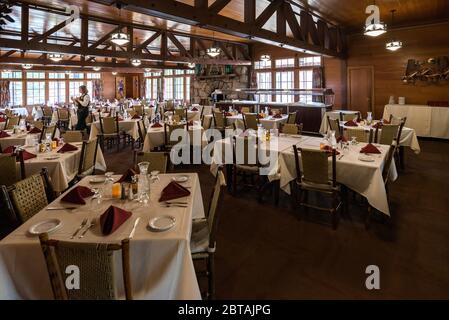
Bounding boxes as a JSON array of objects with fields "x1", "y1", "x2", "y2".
[
  {"x1": 134, "y1": 31, "x2": 161, "y2": 53},
  {"x1": 209, "y1": 0, "x2": 232, "y2": 14},
  {"x1": 167, "y1": 32, "x2": 192, "y2": 58},
  {"x1": 89, "y1": 26, "x2": 120, "y2": 49},
  {"x1": 255, "y1": 0, "x2": 284, "y2": 29}
]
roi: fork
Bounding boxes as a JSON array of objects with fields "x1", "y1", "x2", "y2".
[
  {"x1": 71, "y1": 218, "x2": 88, "y2": 239},
  {"x1": 79, "y1": 220, "x2": 95, "y2": 238}
]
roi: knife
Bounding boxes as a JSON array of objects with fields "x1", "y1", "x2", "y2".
[
  {"x1": 129, "y1": 217, "x2": 140, "y2": 239},
  {"x1": 46, "y1": 207, "x2": 77, "y2": 211}
]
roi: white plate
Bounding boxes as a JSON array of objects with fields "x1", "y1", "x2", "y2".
[
  {"x1": 172, "y1": 175, "x2": 189, "y2": 183},
  {"x1": 89, "y1": 177, "x2": 106, "y2": 184},
  {"x1": 28, "y1": 219, "x2": 62, "y2": 235},
  {"x1": 290, "y1": 134, "x2": 302, "y2": 138},
  {"x1": 148, "y1": 215, "x2": 176, "y2": 232},
  {"x1": 44, "y1": 156, "x2": 60, "y2": 160},
  {"x1": 358, "y1": 154, "x2": 375, "y2": 162}
]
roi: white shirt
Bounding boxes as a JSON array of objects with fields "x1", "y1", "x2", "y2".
[{"x1": 78, "y1": 94, "x2": 91, "y2": 108}]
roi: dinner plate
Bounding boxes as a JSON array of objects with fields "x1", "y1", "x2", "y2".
[
  {"x1": 358, "y1": 154, "x2": 375, "y2": 162},
  {"x1": 89, "y1": 177, "x2": 106, "y2": 184},
  {"x1": 148, "y1": 215, "x2": 176, "y2": 232},
  {"x1": 172, "y1": 175, "x2": 189, "y2": 183},
  {"x1": 44, "y1": 156, "x2": 60, "y2": 160},
  {"x1": 28, "y1": 219, "x2": 62, "y2": 235}
]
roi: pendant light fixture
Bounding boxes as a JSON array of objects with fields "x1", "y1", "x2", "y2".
[
  {"x1": 110, "y1": 5, "x2": 129, "y2": 46},
  {"x1": 386, "y1": 10, "x2": 402, "y2": 51},
  {"x1": 364, "y1": 2, "x2": 387, "y2": 37},
  {"x1": 93, "y1": 66, "x2": 101, "y2": 71},
  {"x1": 65, "y1": 70, "x2": 71, "y2": 75},
  {"x1": 48, "y1": 52, "x2": 64, "y2": 62},
  {"x1": 22, "y1": 64, "x2": 33, "y2": 70},
  {"x1": 131, "y1": 58, "x2": 142, "y2": 67},
  {"x1": 207, "y1": 31, "x2": 221, "y2": 58},
  {"x1": 144, "y1": 68, "x2": 151, "y2": 72},
  {"x1": 260, "y1": 54, "x2": 271, "y2": 62},
  {"x1": 187, "y1": 62, "x2": 195, "y2": 69},
  {"x1": 112, "y1": 71, "x2": 118, "y2": 75}
]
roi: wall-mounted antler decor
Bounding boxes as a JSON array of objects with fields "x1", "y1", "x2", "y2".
[
  {"x1": 402, "y1": 56, "x2": 449, "y2": 84},
  {"x1": 0, "y1": 0, "x2": 15, "y2": 30}
]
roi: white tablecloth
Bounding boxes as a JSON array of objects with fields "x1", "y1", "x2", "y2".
[
  {"x1": 20, "y1": 142, "x2": 106, "y2": 192},
  {"x1": 143, "y1": 124, "x2": 207, "y2": 152},
  {"x1": 89, "y1": 119, "x2": 140, "y2": 141},
  {"x1": 383, "y1": 104, "x2": 449, "y2": 139},
  {"x1": 278, "y1": 136, "x2": 397, "y2": 216},
  {"x1": 225, "y1": 114, "x2": 288, "y2": 130},
  {"x1": 0, "y1": 129, "x2": 61, "y2": 150},
  {"x1": 0, "y1": 173, "x2": 204, "y2": 299},
  {"x1": 319, "y1": 110, "x2": 361, "y2": 134}
]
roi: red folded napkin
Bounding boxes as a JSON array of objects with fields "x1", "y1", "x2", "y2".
[
  {"x1": 0, "y1": 118, "x2": 5, "y2": 123},
  {"x1": 187, "y1": 120, "x2": 194, "y2": 126},
  {"x1": 273, "y1": 113, "x2": 283, "y2": 119},
  {"x1": 224, "y1": 112, "x2": 232, "y2": 117},
  {"x1": 337, "y1": 135, "x2": 347, "y2": 143},
  {"x1": 61, "y1": 186, "x2": 95, "y2": 205},
  {"x1": 151, "y1": 122, "x2": 162, "y2": 128},
  {"x1": 100, "y1": 205, "x2": 132, "y2": 235},
  {"x1": 131, "y1": 114, "x2": 141, "y2": 119},
  {"x1": 118, "y1": 117, "x2": 124, "y2": 121},
  {"x1": 191, "y1": 107, "x2": 199, "y2": 111},
  {"x1": 19, "y1": 150, "x2": 37, "y2": 161},
  {"x1": 372, "y1": 122, "x2": 383, "y2": 129},
  {"x1": 2, "y1": 146, "x2": 15, "y2": 153},
  {"x1": 323, "y1": 145, "x2": 340, "y2": 156},
  {"x1": 0, "y1": 131, "x2": 11, "y2": 138},
  {"x1": 57, "y1": 143, "x2": 78, "y2": 153},
  {"x1": 383, "y1": 119, "x2": 391, "y2": 124},
  {"x1": 117, "y1": 168, "x2": 137, "y2": 183},
  {"x1": 360, "y1": 143, "x2": 381, "y2": 154},
  {"x1": 150, "y1": 105, "x2": 155, "y2": 108},
  {"x1": 159, "y1": 181, "x2": 191, "y2": 202},
  {"x1": 344, "y1": 120, "x2": 358, "y2": 127},
  {"x1": 28, "y1": 127, "x2": 42, "y2": 134}
]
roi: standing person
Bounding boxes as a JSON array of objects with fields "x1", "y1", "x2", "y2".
[{"x1": 72, "y1": 85, "x2": 90, "y2": 132}]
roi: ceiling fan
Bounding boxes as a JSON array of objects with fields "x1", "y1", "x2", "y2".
[{"x1": 0, "y1": 0, "x2": 15, "y2": 30}]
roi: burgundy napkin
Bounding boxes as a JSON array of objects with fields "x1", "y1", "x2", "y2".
[
  {"x1": 131, "y1": 114, "x2": 141, "y2": 119},
  {"x1": 383, "y1": 119, "x2": 391, "y2": 124},
  {"x1": 159, "y1": 181, "x2": 191, "y2": 202},
  {"x1": 100, "y1": 205, "x2": 132, "y2": 235},
  {"x1": 356, "y1": 116, "x2": 362, "y2": 123},
  {"x1": 28, "y1": 127, "x2": 42, "y2": 134},
  {"x1": 151, "y1": 122, "x2": 162, "y2": 128},
  {"x1": 372, "y1": 122, "x2": 383, "y2": 129},
  {"x1": 323, "y1": 145, "x2": 340, "y2": 156},
  {"x1": 224, "y1": 112, "x2": 232, "y2": 117},
  {"x1": 2, "y1": 146, "x2": 15, "y2": 153},
  {"x1": 360, "y1": 143, "x2": 381, "y2": 154},
  {"x1": 20, "y1": 150, "x2": 37, "y2": 161},
  {"x1": 344, "y1": 120, "x2": 358, "y2": 127},
  {"x1": 61, "y1": 186, "x2": 95, "y2": 205},
  {"x1": 150, "y1": 105, "x2": 155, "y2": 108},
  {"x1": 118, "y1": 117, "x2": 124, "y2": 121},
  {"x1": 187, "y1": 120, "x2": 194, "y2": 126},
  {"x1": 191, "y1": 107, "x2": 199, "y2": 111},
  {"x1": 273, "y1": 113, "x2": 283, "y2": 119},
  {"x1": 0, "y1": 131, "x2": 11, "y2": 138},
  {"x1": 337, "y1": 135, "x2": 347, "y2": 143},
  {"x1": 0, "y1": 118, "x2": 5, "y2": 123},
  {"x1": 57, "y1": 143, "x2": 78, "y2": 153},
  {"x1": 117, "y1": 168, "x2": 137, "y2": 183}
]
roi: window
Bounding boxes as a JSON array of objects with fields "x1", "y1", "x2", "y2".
[
  {"x1": 299, "y1": 70, "x2": 313, "y2": 103},
  {"x1": 26, "y1": 72, "x2": 45, "y2": 79},
  {"x1": 152, "y1": 78, "x2": 158, "y2": 100},
  {"x1": 174, "y1": 70, "x2": 184, "y2": 75},
  {"x1": 173, "y1": 77, "x2": 184, "y2": 100},
  {"x1": 48, "y1": 81, "x2": 66, "y2": 104},
  {"x1": 186, "y1": 69, "x2": 195, "y2": 75},
  {"x1": 144, "y1": 72, "x2": 152, "y2": 77},
  {"x1": 1, "y1": 71, "x2": 22, "y2": 79},
  {"x1": 275, "y1": 58, "x2": 294, "y2": 68},
  {"x1": 48, "y1": 72, "x2": 66, "y2": 79},
  {"x1": 27, "y1": 81, "x2": 45, "y2": 105},
  {"x1": 164, "y1": 78, "x2": 173, "y2": 100},
  {"x1": 9, "y1": 81, "x2": 23, "y2": 106},
  {"x1": 185, "y1": 76, "x2": 191, "y2": 102},
  {"x1": 255, "y1": 60, "x2": 271, "y2": 69},
  {"x1": 69, "y1": 73, "x2": 84, "y2": 79},
  {"x1": 164, "y1": 70, "x2": 173, "y2": 76},
  {"x1": 86, "y1": 81, "x2": 93, "y2": 97},
  {"x1": 145, "y1": 78, "x2": 152, "y2": 99},
  {"x1": 299, "y1": 56, "x2": 321, "y2": 67},
  {"x1": 256, "y1": 72, "x2": 272, "y2": 103},
  {"x1": 69, "y1": 81, "x2": 84, "y2": 98},
  {"x1": 275, "y1": 71, "x2": 294, "y2": 103},
  {"x1": 86, "y1": 73, "x2": 101, "y2": 79}
]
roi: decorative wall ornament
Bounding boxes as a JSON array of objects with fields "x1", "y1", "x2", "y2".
[{"x1": 402, "y1": 57, "x2": 449, "y2": 84}]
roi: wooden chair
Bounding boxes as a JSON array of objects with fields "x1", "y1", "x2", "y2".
[
  {"x1": 0, "y1": 153, "x2": 22, "y2": 186},
  {"x1": 4, "y1": 116, "x2": 20, "y2": 130},
  {"x1": 202, "y1": 115, "x2": 213, "y2": 131},
  {"x1": 174, "y1": 108, "x2": 186, "y2": 121},
  {"x1": 39, "y1": 234, "x2": 132, "y2": 300},
  {"x1": 377, "y1": 124, "x2": 399, "y2": 145},
  {"x1": 344, "y1": 128, "x2": 373, "y2": 143},
  {"x1": 281, "y1": 123, "x2": 303, "y2": 135},
  {"x1": 242, "y1": 113, "x2": 259, "y2": 130},
  {"x1": 77, "y1": 138, "x2": 98, "y2": 179},
  {"x1": 56, "y1": 108, "x2": 70, "y2": 131},
  {"x1": 388, "y1": 115, "x2": 407, "y2": 126},
  {"x1": 163, "y1": 122, "x2": 185, "y2": 151},
  {"x1": 62, "y1": 130, "x2": 83, "y2": 143},
  {"x1": 240, "y1": 107, "x2": 251, "y2": 114},
  {"x1": 327, "y1": 116, "x2": 342, "y2": 137},
  {"x1": 133, "y1": 150, "x2": 168, "y2": 173},
  {"x1": 292, "y1": 146, "x2": 343, "y2": 229},
  {"x1": 340, "y1": 112, "x2": 360, "y2": 122},
  {"x1": 134, "y1": 105, "x2": 144, "y2": 117},
  {"x1": 39, "y1": 124, "x2": 57, "y2": 142},
  {"x1": 190, "y1": 167, "x2": 226, "y2": 299},
  {"x1": 213, "y1": 111, "x2": 231, "y2": 137},
  {"x1": 42, "y1": 106, "x2": 53, "y2": 125},
  {"x1": 1, "y1": 168, "x2": 55, "y2": 224},
  {"x1": 98, "y1": 116, "x2": 121, "y2": 152},
  {"x1": 287, "y1": 112, "x2": 297, "y2": 124},
  {"x1": 31, "y1": 120, "x2": 44, "y2": 130}
]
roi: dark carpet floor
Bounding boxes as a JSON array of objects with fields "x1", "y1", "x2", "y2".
[{"x1": 1, "y1": 138, "x2": 448, "y2": 299}]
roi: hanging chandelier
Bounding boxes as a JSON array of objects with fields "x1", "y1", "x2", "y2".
[
  {"x1": 48, "y1": 53, "x2": 64, "y2": 62},
  {"x1": 131, "y1": 59, "x2": 141, "y2": 66},
  {"x1": 206, "y1": 46, "x2": 220, "y2": 58},
  {"x1": 187, "y1": 62, "x2": 195, "y2": 68},
  {"x1": 112, "y1": 71, "x2": 118, "y2": 75},
  {"x1": 22, "y1": 64, "x2": 33, "y2": 69},
  {"x1": 386, "y1": 10, "x2": 402, "y2": 51},
  {"x1": 93, "y1": 66, "x2": 101, "y2": 71},
  {"x1": 364, "y1": 3, "x2": 387, "y2": 37},
  {"x1": 111, "y1": 31, "x2": 129, "y2": 46},
  {"x1": 65, "y1": 70, "x2": 71, "y2": 75},
  {"x1": 260, "y1": 54, "x2": 271, "y2": 62}
]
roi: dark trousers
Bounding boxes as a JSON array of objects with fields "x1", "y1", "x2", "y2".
[{"x1": 76, "y1": 107, "x2": 88, "y2": 131}]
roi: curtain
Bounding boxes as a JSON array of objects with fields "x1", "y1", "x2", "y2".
[
  {"x1": 0, "y1": 80, "x2": 11, "y2": 108},
  {"x1": 92, "y1": 79, "x2": 103, "y2": 100},
  {"x1": 312, "y1": 67, "x2": 324, "y2": 103}
]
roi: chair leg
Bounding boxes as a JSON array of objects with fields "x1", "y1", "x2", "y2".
[
  {"x1": 208, "y1": 253, "x2": 215, "y2": 300},
  {"x1": 232, "y1": 167, "x2": 237, "y2": 196}
]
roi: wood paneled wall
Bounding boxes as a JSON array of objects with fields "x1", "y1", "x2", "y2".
[
  {"x1": 346, "y1": 22, "x2": 449, "y2": 117},
  {"x1": 102, "y1": 72, "x2": 143, "y2": 100}
]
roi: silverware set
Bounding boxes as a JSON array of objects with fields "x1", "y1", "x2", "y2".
[
  {"x1": 71, "y1": 218, "x2": 96, "y2": 239},
  {"x1": 70, "y1": 218, "x2": 88, "y2": 239},
  {"x1": 79, "y1": 219, "x2": 96, "y2": 238},
  {"x1": 163, "y1": 201, "x2": 188, "y2": 208}
]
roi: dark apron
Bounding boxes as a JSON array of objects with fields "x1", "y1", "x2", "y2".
[{"x1": 75, "y1": 94, "x2": 89, "y2": 131}]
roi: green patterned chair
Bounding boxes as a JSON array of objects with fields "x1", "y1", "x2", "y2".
[
  {"x1": 39, "y1": 233, "x2": 132, "y2": 300},
  {"x1": 0, "y1": 154, "x2": 22, "y2": 186},
  {"x1": 133, "y1": 151, "x2": 168, "y2": 173},
  {"x1": 62, "y1": 130, "x2": 83, "y2": 143},
  {"x1": 242, "y1": 113, "x2": 259, "y2": 130}
]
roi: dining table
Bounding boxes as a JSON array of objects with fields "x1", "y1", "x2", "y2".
[
  {"x1": 224, "y1": 114, "x2": 289, "y2": 130},
  {"x1": 0, "y1": 129, "x2": 61, "y2": 150},
  {"x1": 89, "y1": 118, "x2": 140, "y2": 141},
  {"x1": 0, "y1": 173, "x2": 204, "y2": 299}
]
